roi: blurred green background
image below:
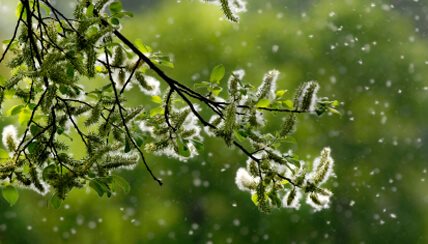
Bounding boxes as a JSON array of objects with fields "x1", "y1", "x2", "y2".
[{"x1": 1, "y1": 0, "x2": 428, "y2": 243}]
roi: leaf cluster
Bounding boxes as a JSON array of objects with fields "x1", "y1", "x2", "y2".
[{"x1": 0, "y1": 0, "x2": 339, "y2": 211}]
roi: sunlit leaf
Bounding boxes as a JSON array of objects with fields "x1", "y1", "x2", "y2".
[
  {"x1": 256, "y1": 98, "x2": 270, "y2": 108},
  {"x1": 210, "y1": 64, "x2": 225, "y2": 84},
  {"x1": 275, "y1": 90, "x2": 287, "y2": 97},
  {"x1": 109, "y1": 2, "x2": 123, "y2": 14},
  {"x1": 2, "y1": 185, "x2": 19, "y2": 207},
  {"x1": 284, "y1": 100, "x2": 294, "y2": 109},
  {"x1": 7, "y1": 104, "x2": 24, "y2": 116},
  {"x1": 149, "y1": 106, "x2": 164, "y2": 117},
  {"x1": 151, "y1": 96, "x2": 162, "y2": 104},
  {"x1": 134, "y1": 39, "x2": 152, "y2": 54}
]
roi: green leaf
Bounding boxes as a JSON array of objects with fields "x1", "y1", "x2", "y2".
[
  {"x1": 30, "y1": 124, "x2": 41, "y2": 136},
  {"x1": 251, "y1": 193, "x2": 259, "y2": 206},
  {"x1": 275, "y1": 90, "x2": 288, "y2": 98},
  {"x1": 153, "y1": 56, "x2": 174, "y2": 68},
  {"x1": 209, "y1": 64, "x2": 225, "y2": 84},
  {"x1": 233, "y1": 130, "x2": 245, "y2": 142},
  {"x1": 7, "y1": 104, "x2": 24, "y2": 116},
  {"x1": 42, "y1": 164, "x2": 57, "y2": 180},
  {"x1": 134, "y1": 39, "x2": 152, "y2": 54},
  {"x1": 86, "y1": 4, "x2": 94, "y2": 17},
  {"x1": 59, "y1": 85, "x2": 71, "y2": 95},
  {"x1": 151, "y1": 96, "x2": 162, "y2": 104},
  {"x1": 27, "y1": 103, "x2": 37, "y2": 110},
  {"x1": 86, "y1": 26, "x2": 98, "y2": 38},
  {"x1": 211, "y1": 87, "x2": 223, "y2": 96},
  {"x1": 328, "y1": 107, "x2": 341, "y2": 116},
  {"x1": 280, "y1": 180, "x2": 290, "y2": 185},
  {"x1": 49, "y1": 194, "x2": 62, "y2": 209},
  {"x1": 111, "y1": 175, "x2": 130, "y2": 193},
  {"x1": 15, "y1": 2, "x2": 23, "y2": 18},
  {"x1": 109, "y1": 2, "x2": 123, "y2": 14},
  {"x1": 89, "y1": 179, "x2": 107, "y2": 197},
  {"x1": 90, "y1": 178, "x2": 113, "y2": 198},
  {"x1": 2, "y1": 185, "x2": 19, "y2": 207},
  {"x1": 18, "y1": 107, "x2": 31, "y2": 125},
  {"x1": 4, "y1": 89, "x2": 15, "y2": 98},
  {"x1": 149, "y1": 106, "x2": 164, "y2": 117},
  {"x1": 284, "y1": 100, "x2": 294, "y2": 109},
  {"x1": 57, "y1": 127, "x2": 65, "y2": 135},
  {"x1": 110, "y1": 17, "x2": 120, "y2": 25},
  {"x1": 194, "y1": 81, "x2": 210, "y2": 89},
  {"x1": 177, "y1": 138, "x2": 191, "y2": 157},
  {"x1": 28, "y1": 142, "x2": 39, "y2": 155},
  {"x1": 256, "y1": 98, "x2": 270, "y2": 108},
  {"x1": 191, "y1": 139, "x2": 204, "y2": 151}
]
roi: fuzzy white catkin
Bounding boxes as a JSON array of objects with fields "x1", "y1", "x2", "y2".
[
  {"x1": 235, "y1": 167, "x2": 258, "y2": 192},
  {"x1": 138, "y1": 75, "x2": 160, "y2": 96},
  {"x1": 306, "y1": 192, "x2": 331, "y2": 211},
  {"x1": 309, "y1": 147, "x2": 334, "y2": 185},
  {"x1": 297, "y1": 81, "x2": 319, "y2": 112},
  {"x1": 282, "y1": 189, "x2": 302, "y2": 209},
  {"x1": 2, "y1": 125, "x2": 18, "y2": 152},
  {"x1": 256, "y1": 70, "x2": 279, "y2": 100}
]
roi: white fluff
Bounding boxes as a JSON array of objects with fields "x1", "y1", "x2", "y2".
[
  {"x1": 2, "y1": 125, "x2": 18, "y2": 152},
  {"x1": 139, "y1": 75, "x2": 160, "y2": 96},
  {"x1": 235, "y1": 167, "x2": 258, "y2": 192}
]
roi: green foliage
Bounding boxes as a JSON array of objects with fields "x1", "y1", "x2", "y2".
[{"x1": 0, "y1": 0, "x2": 338, "y2": 212}]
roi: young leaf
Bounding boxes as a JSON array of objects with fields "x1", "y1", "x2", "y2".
[
  {"x1": 210, "y1": 64, "x2": 225, "y2": 84},
  {"x1": 2, "y1": 185, "x2": 19, "y2": 207},
  {"x1": 177, "y1": 138, "x2": 191, "y2": 157},
  {"x1": 111, "y1": 175, "x2": 131, "y2": 194},
  {"x1": 7, "y1": 104, "x2": 24, "y2": 116},
  {"x1": 256, "y1": 98, "x2": 270, "y2": 108},
  {"x1": 151, "y1": 95, "x2": 162, "y2": 104},
  {"x1": 109, "y1": 2, "x2": 123, "y2": 14},
  {"x1": 89, "y1": 180, "x2": 106, "y2": 197},
  {"x1": 49, "y1": 194, "x2": 63, "y2": 209}
]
